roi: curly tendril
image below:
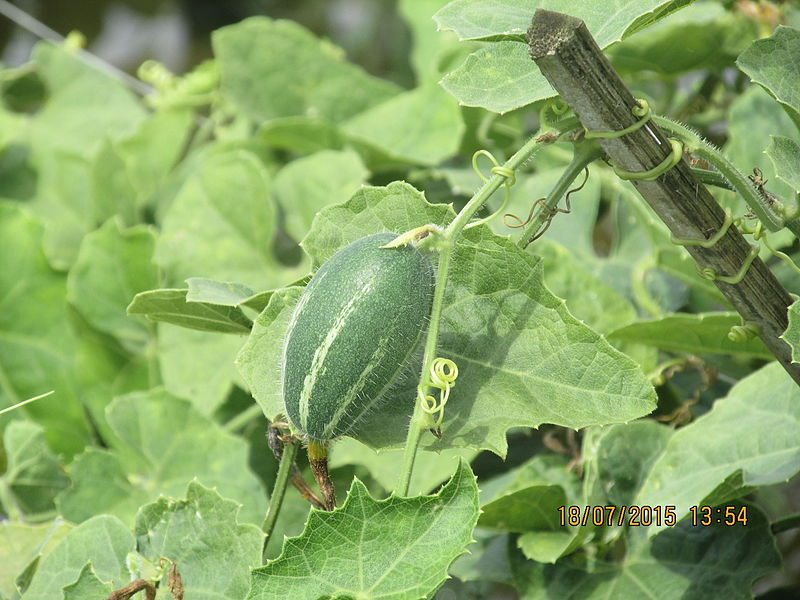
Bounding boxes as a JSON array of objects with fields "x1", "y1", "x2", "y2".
[
  {"x1": 728, "y1": 321, "x2": 761, "y2": 342},
  {"x1": 465, "y1": 150, "x2": 517, "y2": 230},
  {"x1": 418, "y1": 357, "x2": 459, "y2": 434},
  {"x1": 736, "y1": 217, "x2": 800, "y2": 277},
  {"x1": 503, "y1": 167, "x2": 589, "y2": 243}
]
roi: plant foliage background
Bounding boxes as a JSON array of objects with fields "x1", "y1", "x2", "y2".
[{"x1": 1, "y1": 0, "x2": 800, "y2": 598}]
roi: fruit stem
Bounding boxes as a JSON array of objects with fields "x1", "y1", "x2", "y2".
[
  {"x1": 261, "y1": 434, "x2": 298, "y2": 562},
  {"x1": 307, "y1": 440, "x2": 336, "y2": 511}
]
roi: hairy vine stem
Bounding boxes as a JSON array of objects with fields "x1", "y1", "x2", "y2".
[
  {"x1": 650, "y1": 115, "x2": 787, "y2": 233},
  {"x1": 397, "y1": 132, "x2": 553, "y2": 495},
  {"x1": 261, "y1": 434, "x2": 298, "y2": 561},
  {"x1": 517, "y1": 139, "x2": 603, "y2": 249}
]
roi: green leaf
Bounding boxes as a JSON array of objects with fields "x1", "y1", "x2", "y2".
[
  {"x1": 155, "y1": 149, "x2": 290, "y2": 289},
  {"x1": 591, "y1": 421, "x2": 673, "y2": 506},
  {"x1": 479, "y1": 455, "x2": 577, "y2": 532},
  {"x1": 608, "y1": 3, "x2": 754, "y2": 75},
  {"x1": 0, "y1": 520, "x2": 72, "y2": 599},
  {"x1": 329, "y1": 437, "x2": 479, "y2": 495},
  {"x1": 91, "y1": 141, "x2": 138, "y2": 226},
  {"x1": 450, "y1": 532, "x2": 515, "y2": 586},
  {"x1": 56, "y1": 389, "x2": 267, "y2": 526},
  {"x1": 0, "y1": 204, "x2": 89, "y2": 457},
  {"x1": 27, "y1": 151, "x2": 94, "y2": 269},
  {"x1": 399, "y1": 0, "x2": 469, "y2": 83},
  {"x1": 535, "y1": 239, "x2": 636, "y2": 334},
  {"x1": 737, "y1": 25, "x2": 800, "y2": 131},
  {"x1": 158, "y1": 325, "x2": 245, "y2": 415},
  {"x1": 300, "y1": 181, "x2": 454, "y2": 268},
  {"x1": 29, "y1": 43, "x2": 145, "y2": 160},
  {"x1": 67, "y1": 219, "x2": 158, "y2": 351},
  {"x1": 20, "y1": 515, "x2": 134, "y2": 600},
  {"x1": 253, "y1": 183, "x2": 655, "y2": 455},
  {"x1": 236, "y1": 286, "x2": 303, "y2": 420},
  {"x1": 135, "y1": 482, "x2": 262, "y2": 600},
  {"x1": 725, "y1": 85, "x2": 796, "y2": 204},
  {"x1": 637, "y1": 362, "x2": 800, "y2": 534},
  {"x1": 214, "y1": 17, "x2": 400, "y2": 124},
  {"x1": 435, "y1": 0, "x2": 695, "y2": 42},
  {"x1": 608, "y1": 312, "x2": 772, "y2": 358},
  {"x1": 436, "y1": 0, "x2": 697, "y2": 112},
  {"x1": 343, "y1": 84, "x2": 465, "y2": 166},
  {"x1": 513, "y1": 503, "x2": 780, "y2": 600},
  {"x1": 186, "y1": 277, "x2": 257, "y2": 306},
  {"x1": 431, "y1": 226, "x2": 656, "y2": 454},
  {"x1": 115, "y1": 108, "x2": 194, "y2": 206},
  {"x1": 186, "y1": 276, "x2": 299, "y2": 312},
  {"x1": 257, "y1": 117, "x2": 344, "y2": 154},
  {"x1": 479, "y1": 454, "x2": 585, "y2": 563},
  {"x1": 783, "y1": 300, "x2": 800, "y2": 362},
  {"x1": 272, "y1": 150, "x2": 369, "y2": 242},
  {"x1": 766, "y1": 135, "x2": 800, "y2": 193},
  {"x1": 440, "y1": 41, "x2": 553, "y2": 114},
  {"x1": 127, "y1": 288, "x2": 252, "y2": 334},
  {"x1": 61, "y1": 564, "x2": 113, "y2": 600},
  {"x1": 247, "y1": 461, "x2": 479, "y2": 600},
  {"x1": 1, "y1": 421, "x2": 69, "y2": 518}
]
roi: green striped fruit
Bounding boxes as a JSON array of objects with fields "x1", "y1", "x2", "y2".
[{"x1": 282, "y1": 232, "x2": 434, "y2": 441}]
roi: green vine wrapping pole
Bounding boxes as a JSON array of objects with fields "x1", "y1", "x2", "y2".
[
  {"x1": 397, "y1": 132, "x2": 552, "y2": 495},
  {"x1": 651, "y1": 115, "x2": 785, "y2": 232},
  {"x1": 528, "y1": 8, "x2": 800, "y2": 386}
]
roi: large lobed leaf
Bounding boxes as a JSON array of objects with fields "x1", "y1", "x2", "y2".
[
  {"x1": 213, "y1": 17, "x2": 400, "y2": 124},
  {"x1": 0, "y1": 203, "x2": 90, "y2": 457},
  {"x1": 637, "y1": 361, "x2": 800, "y2": 534},
  {"x1": 67, "y1": 219, "x2": 158, "y2": 352},
  {"x1": 135, "y1": 482, "x2": 263, "y2": 600},
  {"x1": 436, "y1": 0, "x2": 696, "y2": 112},
  {"x1": 237, "y1": 182, "x2": 656, "y2": 456},
  {"x1": 608, "y1": 312, "x2": 772, "y2": 359},
  {"x1": 20, "y1": 516, "x2": 134, "y2": 600},
  {"x1": 0, "y1": 520, "x2": 72, "y2": 599},
  {"x1": 513, "y1": 503, "x2": 780, "y2": 599},
  {"x1": 0, "y1": 421, "x2": 69, "y2": 518},
  {"x1": 247, "y1": 461, "x2": 479, "y2": 600},
  {"x1": 56, "y1": 389, "x2": 267, "y2": 526}
]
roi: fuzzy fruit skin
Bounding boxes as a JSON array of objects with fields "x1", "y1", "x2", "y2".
[{"x1": 282, "y1": 232, "x2": 434, "y2": 441}]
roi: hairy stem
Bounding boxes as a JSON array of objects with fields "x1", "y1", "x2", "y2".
[
  {"x1": 517, "y1": 140, "x2": 603, "y2": 249},
  {"x1": 261, "y1": 436, "x2": 298, "y2": 561},
  {"x1": 397, "y1": 248, "x2": 452, "y2": 496},
  {"x1": 651, "y1": 115, "x2": 784, "y2": 231},
  {"x1": 397, "y1": 131, "x2": 556, "y2": 495}
]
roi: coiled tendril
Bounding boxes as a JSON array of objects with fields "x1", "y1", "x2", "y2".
[{"x1": 418, "y1": 357, "x2": 459, "y2": 436}]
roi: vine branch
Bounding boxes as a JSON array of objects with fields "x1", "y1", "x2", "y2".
[
  {"x1": 528, "y1": 9, "x2": 800, "y2": 386},
  {"x1": 397, "y1": 132, "x2": 553, "y2": 495}
]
